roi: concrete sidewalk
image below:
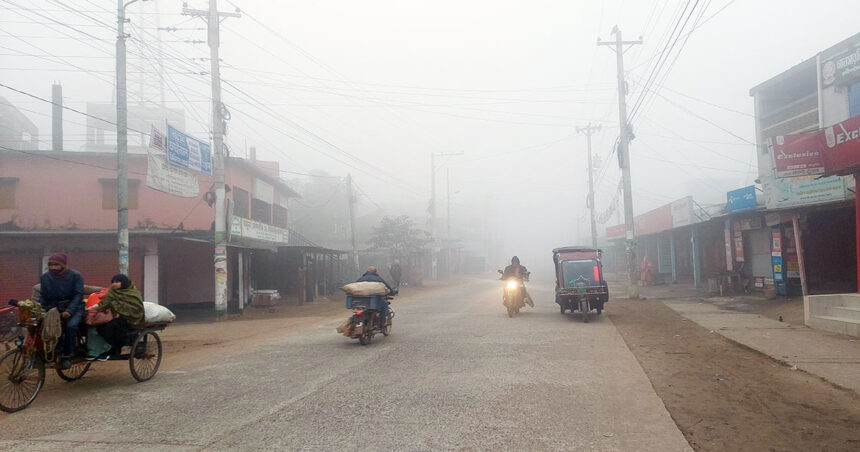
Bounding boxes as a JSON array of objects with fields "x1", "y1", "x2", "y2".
[{"x1": 637, "y1": 285, "x2": 860, "y2": 394}]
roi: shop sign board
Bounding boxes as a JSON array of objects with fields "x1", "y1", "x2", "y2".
[
  {"x1": 724, "y1": 220, "x2": 733, "y2": 271},
  {"x1": 820, "y1": 114, "x2": 860, "y2": 175},
  {"x1": 772, "y1": 256, "x2": 784, "y2": 281},
  {"x1": 726, "y1": 185, "x2": 757, "y2": 213},
  {"x1": 770, "y1": 132, "x2": 824, "y2": 178},
  {"x1": 771, "y1": 228, "x2": 782, "y2": 257},
  {"x1": 762, "y1": 175, "x2": 846, "y2": 209},
  {"x1": 821, "y1": 44, "x2": 860, "y2": 87},
  {"x1": 754, "y1": 277, "x2": 764, "y2": 288},
  {"x1": 167, "y1": 124, "x2": 212, "y2": 175},
  {"x1": 733, "y1": 221, "x2": 744, "y2": 263},
  {"x1": 230, "y1": 215, "x2": 289, "y2": 244},
  {"x1": 671, "y1": 196, "x2": 694, "y2": 227},
  {"x1": 740, "y1": 217, "x2": 762, "y2": 230}
]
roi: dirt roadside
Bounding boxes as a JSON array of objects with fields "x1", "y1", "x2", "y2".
[{"x1": 608, "y1": 299, "x2": 860, "y2": 451}]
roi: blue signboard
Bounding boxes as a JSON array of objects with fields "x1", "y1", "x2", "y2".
[
  {"x1": 167, "y1": 124, "x2": 212, "y2": 175},
  {"x1": 726, "y1": 185, "x2": 757, "y2": 213}
]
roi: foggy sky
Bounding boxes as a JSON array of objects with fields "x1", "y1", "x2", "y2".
[{"x1": 1, "y1": 0, "x2": 857, "y2": 272}]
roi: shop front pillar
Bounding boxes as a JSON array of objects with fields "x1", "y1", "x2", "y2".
[
  {"x1": 692, "y1": 227, "x2": 702, "y2": 288},
  {"x1": 856, "y1": 172, "x2": 860, "y2": 292},
  {"x1": 670, "y1": 231, "x2": 677, "y2": 283}
]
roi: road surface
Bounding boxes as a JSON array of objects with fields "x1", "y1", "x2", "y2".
[{"x1": 0, "y1": 279, "x2": 689, "y2": 451}]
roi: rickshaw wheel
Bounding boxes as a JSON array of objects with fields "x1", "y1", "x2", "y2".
[
  {"x1": 0, "y1": 349, "x2": 45, "y2": 413},
  {"x1": 129, "y1": 331, "x2": 162, "y2": 382},
  {"x1": 57, "y1": 361, "x2": 91, "y2": 381}
]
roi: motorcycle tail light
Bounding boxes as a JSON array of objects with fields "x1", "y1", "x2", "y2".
[{"x1": 355, "y1": 311, "x2": 363, "y2": 316}]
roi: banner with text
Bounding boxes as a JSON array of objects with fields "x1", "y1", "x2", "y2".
[
  {"x1": 145, "y1": 152, "x2": 200, "y2": 198},
  {"x1": 167, "y1": 124, "x2": 212, "y2": 175}
]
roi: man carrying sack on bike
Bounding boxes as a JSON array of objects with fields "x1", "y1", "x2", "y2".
[{"x1": 37, "y1": 253, "x2": 84, "y2": 369}]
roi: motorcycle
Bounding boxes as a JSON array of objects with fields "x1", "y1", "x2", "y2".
[
  {"x1": 341, "y1": 294, "x2": 395, "y2": 345},
  {"x1": 498, "y1": 270, "x2": 530, "y2": 317}
]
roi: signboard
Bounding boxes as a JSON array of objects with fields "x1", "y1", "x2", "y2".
[
  {"x1": 167, "y1": 124, "x2": 212, "y2": 175},
  {"x1": 770, "y1": 133, "x2": 824, "y2": 178},
  {"x1": 771, "y1": 229, "x2": 782, "y2": 257},
  {"x1": 724, "y1": 221, "x2": 733, "y2": 271},
  {"x1": 754, "y1": 277, "x2": 764, "y2": 288},
  {"x1": 772, "y1": 256, "x2": 784, "y2": 281},
  {"x1": 145, "y1": 152, "x2": 200, "y2": 198},
  {"x1": 820, "y1": 114, "x2": 860, "y2": 175},
  {"x1": 671, "y1": 196, "x2": 694, "y2": 227},
  {"x1": 740, "y1": 217, "x2": 762, "y2": 231},
  {"x1": 821, "y1": 44, "x2": 860, "y2": 87},
  {"x1": 762, "y1": 175, "x2": 847, "y2": 209},
  {"x1": 726, "y1": 185, "x2": 757, "y2": 213},
  {"x1": 149, "y1": 125, "x2": 166, "y2": 152},
  {"x1": 733, "y1": 221, "x2": 744, "y2": 263},
  {"x1": 230, "y1": 215, "x2": 289, "y2": 244}
]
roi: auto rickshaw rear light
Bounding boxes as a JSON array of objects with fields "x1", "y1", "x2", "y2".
[{"x1": 593, "y1": 266, "x2": 600, "y2": 281}]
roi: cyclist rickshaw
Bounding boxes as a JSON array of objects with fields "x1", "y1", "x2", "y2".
[
  {"x1": 0, "y1": 286, "x2": 170, "y2": 413},
  {"x1": 553, "y1": 246, "x2": 610, "y2": 322}
]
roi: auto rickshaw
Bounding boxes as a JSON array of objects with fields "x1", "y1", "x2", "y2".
[{"x1": 553, "y1": 246, "x2": 609, "y2": 322}]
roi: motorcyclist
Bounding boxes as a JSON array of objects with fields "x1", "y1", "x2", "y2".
[
  {"x1": 502, "y1": 256, "x2": 534, "y2": 307},
  {"x1": 356, "y1": 266, "x2": 395, "y2": 328}
]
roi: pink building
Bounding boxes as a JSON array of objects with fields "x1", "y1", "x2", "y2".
[{"x1": 0, "y1": 148, "x2": 304, "y2": 309}]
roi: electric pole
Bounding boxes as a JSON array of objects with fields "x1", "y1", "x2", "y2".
[
  {"x1": 116, "y1": 0, "x2": 143, "y2": 276},
  {"x1": 430, "y1": 152, "x2": 463, "y2": 280},
  {"x1": 183, "y1": 0, "x2": 240, "y2": 314},
  {"x1": 576, "y1": 124, "x2": 601, "y2": 249},
  {"x1": 598, "y1": 26, "x2": 641, "y2": 299},
  {"x1": 346, "y1": 173, "x2": 358, "y2": 276}
]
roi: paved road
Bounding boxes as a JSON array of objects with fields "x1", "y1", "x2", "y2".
[{"x1": 0, "y1": 279, "x2": 689, "y2": 451}]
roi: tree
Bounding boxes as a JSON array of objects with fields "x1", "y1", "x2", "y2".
[{"x1": 367, "y1": 216, "x2": 430, "y2": 254}]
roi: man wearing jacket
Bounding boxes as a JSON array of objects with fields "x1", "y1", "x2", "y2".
[
  {"x1": 357, "y1": 266, "x2": 394, "y2": 328},
  {"x1": 38, "y1": 253, "x2": 84, "y2": 368}
]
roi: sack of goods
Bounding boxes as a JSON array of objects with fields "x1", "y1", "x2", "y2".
[
  {"x1": 143, "y1": 302, "x2": 177, "y2": 324},
  {"x1": 340, "y1": 281, "x2": 390, "y2": 296}
]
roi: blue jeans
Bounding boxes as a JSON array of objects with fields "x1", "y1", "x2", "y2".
[
  {"x1": 62, "y1": 310, "x2": 83, "y2": 357},
  {"x1": 378, "y1": 302, "x2": 390, "y2": 328}
]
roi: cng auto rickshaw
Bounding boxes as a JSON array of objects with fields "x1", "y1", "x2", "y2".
[{"x1": 553, "y1": 246, "x2": 609, "y2": 322}]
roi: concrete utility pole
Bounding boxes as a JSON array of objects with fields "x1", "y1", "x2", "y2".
[
  {"x1": 576, "y1": 124, "x2": 601, "y2": 249},
  {"x1": 183, "y1": 0, "x2": 241, "y2": 314},
  {"x1": 346, "y1": 173, "x2": 359, "y2": 276},
  {"x1": 598, "y1": 26, "x2": 641, "y2": 299},
  {"x1": 116, "y1": 0, "x2": 144, "y2": 276},
  {"x1": 430, "y1": 152, "x2": 463, "y2": 280}
]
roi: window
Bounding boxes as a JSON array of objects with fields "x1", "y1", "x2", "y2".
[
  {"x1": 100, "y1": 179, "x2": 139, "y2": 210},
  {"x1": 233, "y1": 187, "x2": 250, "y2": 218},
  {"x1": 272, "y1": 205, "x2": 288, "y2": 229},
  {"x1": 850, "y1": 82, "x2": 860, "y2": 118},
  {"x1": 0, "y1": 178, "x2": 18, "y2": 209},
  {"x1": 251, "y1": 198, "x2": 271, "y2": 224}
]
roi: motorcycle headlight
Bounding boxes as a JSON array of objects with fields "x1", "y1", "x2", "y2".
[{"x1": 506, "y1": 280, "x2": 518, "y2": 289}]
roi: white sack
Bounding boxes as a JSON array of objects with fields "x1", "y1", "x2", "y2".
[
  {"x1": 144, "y1": 302, "x2": 176, "y2": 324},
  {"x1": 340, "y1": 281, "x2": 390, "y2": 296}
]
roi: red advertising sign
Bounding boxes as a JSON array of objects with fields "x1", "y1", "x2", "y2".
[
  {"x1": 771, "y1": 132, "x2": 824, "y2": 178},
  {"x1": 772, "y1": 114, "x2": 860, "y2": 178},
  {"x1": 821, "y1": 114, "x2": 860, "y2": 176}
]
